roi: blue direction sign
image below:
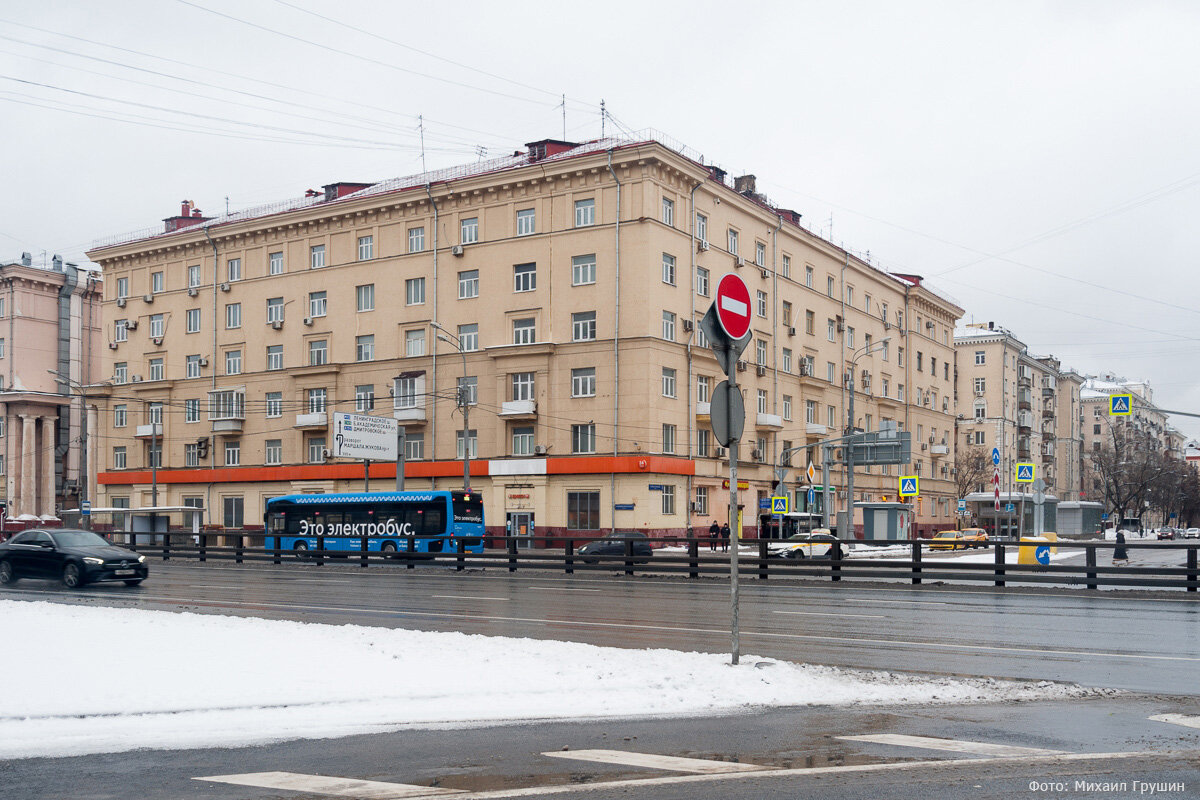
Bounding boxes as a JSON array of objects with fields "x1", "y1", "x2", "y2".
[
  {"x1": 1102, "y1": 513, "x2": 1109, "y2": 521},
  {"x1": 1109, "y1": 394, "x2": 1132, "y2": 416},
  {"x1": 899, "y1": 476, "x2": 919, "y2": 497},
  {"x1": 758, "y1": 498, "x2": 770, "y2": 510},
  {"x1": 1006, "y1": 503, "x2": 1016, "y2": 513},
  {"x1": 1015, "y1": 463, "x2": 1036, "y2": 483},
  {"x1": 81, "y1": 501, "x2": 91, "y2": 517},
  {"x1": 771, "y1": 496, "x2": 789, "y2": 515},
  {"x1": 992, "y1": 447, "x2": 1000, "y2": 466},
  {"x1": 1035, "y1": 545, "x2": 1051, "y2": 565},
  {"x1": 613, "y1": 503, "x2": 635, "y2": 511}
]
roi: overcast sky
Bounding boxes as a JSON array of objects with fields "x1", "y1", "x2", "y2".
[{"x1": 3, "y1": 1, "x2": 1199, "y2": 435}]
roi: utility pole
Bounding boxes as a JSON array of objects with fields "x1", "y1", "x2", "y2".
[{"x1": 432, "y1": 322, "x2": 471, "y2": 491}]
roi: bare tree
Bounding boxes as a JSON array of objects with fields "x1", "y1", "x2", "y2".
[
  {"x1": 955, "y1": 443, "x2": 992, "y2": 500},
  {"x1": 1088, "y1": 418, "x2": 1171, "y2": 527}
]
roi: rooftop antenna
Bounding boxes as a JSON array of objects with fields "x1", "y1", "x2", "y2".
[
  {"x1": 225, "y1": 196, "x2": 230, "y2": 214},
  {"x1": 475, "y1": 145, "x2": 488, "y2": 161},
  {"x1": 418, "y1": 115, "x2": 426, "y2": 174},
  {"x1": 561, "y1": 93, "x2": 566, "y2": 140},
  {"x1": 600, "y1": 99, "x2": 605, "y2": 138}
]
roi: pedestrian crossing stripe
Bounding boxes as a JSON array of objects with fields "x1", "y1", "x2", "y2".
[
  {"x1": 899, "y1": 476, "x2": 919, "y2": 497},
  {"x1": 1015, "y1": 463, "x2": 1036, "y2": 483},
  {"x1": 1109, "y1": 394, "x2": 1132, "y2": 415}
]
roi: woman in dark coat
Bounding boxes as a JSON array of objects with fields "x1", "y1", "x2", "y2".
[
  {"x1": 1113, "y1": 530, "x2": 1129, "y2": 564},
  {"x1": 709, "y1": 520, "x2": 720, "y2": 551},
  {"x1": 720, "y1": 521, "x2": 731, "y2": 552}
]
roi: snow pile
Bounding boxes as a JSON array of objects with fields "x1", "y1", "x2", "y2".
[{"x1": 0, "y1": 600, "x2": 1101, "y2": 759}]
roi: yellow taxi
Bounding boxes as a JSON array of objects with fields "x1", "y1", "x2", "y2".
[
  {"x1": 929, "y1": 530, "x2": 966, "y2": 550},
  {"x1": 961, "y1": 528, "x2": 989, "y2": 548}
]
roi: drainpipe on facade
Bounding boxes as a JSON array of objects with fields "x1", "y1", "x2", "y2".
[
  {"x1": 426, "y1": 183, "x2": 439, "y2": 490},
  {"x1": 685, "y1": 178, "x2": 702, "y2": 534},
  {"x1": 903, "y1": 283, "x2": 912, "y2": 534},
  {"x1": 839, "y1": 252, "x2": 848, "y2": 529},
  {"x1": 770, "y1": 215, "x2": 783, "y2": 485},
  {"x1": 54, "y1": 261, "x2": 78, "y2": 511},
  {"x1": 607, "y1": 150, "x2": 621, "y2": 536},
  {"x1": 203, "y1": 226, "x2": 219, "y2": 524}
]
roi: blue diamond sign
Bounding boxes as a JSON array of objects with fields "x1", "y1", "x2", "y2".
[
  {"x1": 899, "y1": 476, "x2": 919, "y2": 498},
  {"x1": 1109, "y1": 394, "x2": 1132, "y2": 416},
  {"x1": 771, "y1": 496, "x2": 789, "y2": 515},
  {"x1": 1015, "y1": 463, "x2": 1036, "y2": 483}
]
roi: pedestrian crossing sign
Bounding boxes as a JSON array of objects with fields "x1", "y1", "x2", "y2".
[
  {"x1": 771, "y1": 496, "x2": 789, "y2": 515},
  {"x1": 898, "y1": 476, "x2": 919, "y2": 497},
  {"x1": 1015, "y1": 463, "x2": 1036, "y2": 483},
  {"x1": 1109, "y1": 394, "x2": 1132, "y2": 416}
]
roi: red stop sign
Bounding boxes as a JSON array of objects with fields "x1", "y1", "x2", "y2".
[{"x1": 715, "y1": 273, "x2": 752, "y2": 340}]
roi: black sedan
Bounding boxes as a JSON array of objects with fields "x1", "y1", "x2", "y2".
[
  {"x1": 0, "y1": 528, "x2": 148, "y2": 588},
  {"x1": 577, "y1": 531, "x2": 654, "y2": 564}
]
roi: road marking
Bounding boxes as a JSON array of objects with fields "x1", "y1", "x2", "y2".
[
  {"x1": 542, "y1": 749, "x2": 771, "y2": 773},
  {"x1": 838, "y1": 734, "x2": 1064, "y2": 757},
  {"x1": 432, "y1": 595, "x2": 509, "y2": 602},
  {"x1": 1150, "y1": 713, "x2": 1200, "y2": 729},
  {"x1": 185, "y1": 585, "x2": 246, "y2": 589},
  {"x1": 527, "y1": 587, "x2": 600, "y2": 592},
  {"x1": 198, "y1": 771, "x2": 464, "y2": 798},
  {"x1": 843, "y1": 598, "x2": 948, "y2": 606},
  {"x1": 772, "y1": 610, "x2": 885, "y2": 619}
]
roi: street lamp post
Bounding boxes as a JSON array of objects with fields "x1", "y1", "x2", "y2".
[
  {"x1": 843, "y1": 337, "x2": 890, "y2": 538},
  {"x1": 48, "y1": 370, "x2": 91, "y2": 527},
  {"x1": 431, "y1": 322, "x2": 471, "y2": 492}
]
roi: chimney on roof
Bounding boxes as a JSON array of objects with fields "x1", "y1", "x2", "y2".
[
  {"x1": 707, "y1": 165, "x2": 727, "y2": 184},
  {"x1": 322, "y1": 182, "x2": 374, "y2": 202},
  {"x1": 734, "y1": 174, "x2": 757, "y2": 195},
  {"x1": 52, "y1": 254, "x2": 63, "y2": 272},
  {"x1": 525, "y1": 139, "x2": 578, "y2": 162},
  {"x1": 20, "y1": 252, "x2": 31, "y2": 266},
  {"x1": 988, "y1": 321, "x2": 995, "y2": 330},
  {"x1": 163, "y1": 198, "x2": 212, "y2": 233},
  {"x1": 777, "y1": 209, "x2": 802, "y2": 225}
]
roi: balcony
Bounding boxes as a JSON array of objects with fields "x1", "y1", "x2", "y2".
[
  {"x1": 294, "y1": 412, "x2": 327, "y2": 428},
  {"x1": 930, "y1": 444, "x2": 949, "y2": 456},
  {"x1": 756, "y1": 412, "x2": 783, "y2": 430},
  {"x1": 392, "y1": 406, "x2": 426, "y2": 423},
  {"x1": 135, "y1": 423, "x2": 163, "y2": 439},
  {"x1": 499, "y1": 399, "x2": 537, "y2": 420},
  {"x1": 1018, "y1": 447, "x2": 1032, "y2": 461},
  {"x1": 805, "y1": 423, "x2": 828, "y2": 436},
  {"x1": 1042, "y1": 386, "x2": 1055, "y2": 397},
  {"x1": 1042, "y1": 406, "x2": 1054, "y2": 419},
  {"x1": 211, "y1": 418, "x2": 243, "y2": 434},
  {"x1": 208, "y1": 389, "x2": 245, "y2": 434},
  {"x1": 696, "y1": 401, "x2": 711, "y2": 419}
]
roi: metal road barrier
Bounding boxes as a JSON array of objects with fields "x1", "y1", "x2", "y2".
[{"x1": 107, "y1": 532, "x2": 1200, "y2": 592}]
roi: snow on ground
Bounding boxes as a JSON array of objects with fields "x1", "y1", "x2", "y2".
[{"x1": 0, "y1": 600, "x2": 1105, "y2": 760}]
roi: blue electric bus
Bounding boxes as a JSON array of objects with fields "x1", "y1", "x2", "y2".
[{"x1": 264, "y1": 490, "x2": 485, "y2": 559}]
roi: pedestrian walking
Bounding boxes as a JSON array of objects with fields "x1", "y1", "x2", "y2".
[
  {"x1": 720, "y1": 521, "x2": 731, "y2": 552},
  {"x1": 708, "y1": 520, "x2": 719, "y2": 552},
  {"x1": 1113, "y1": 530, "x2": 1129, "y2": 564}
]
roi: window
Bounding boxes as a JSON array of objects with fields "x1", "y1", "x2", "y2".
[
  {"x1": 781, "y1": 301, "x2": 792, "y2": 327},
  {"x1": 225, "y1": 440, "x2": 241, "y2": 467},
  {"x1": 846, "y1": 327, "x2": 855, "y2": 348},
  {"x1": 898, "y1": 346, "x2": 904, "y2": 366},
  {"x1": 662, "y1": 367, "x2": 677, "y2": 398},
  {"x1": 269, "y1": 251, "x2": 284, "y2": 275},
  {"x1": 185, "y1": 399, "x2": 199, "y2": 423},
  {"x1": 185, "y1": 442, "x2": 199, "y2": 467},
  {"x1": 782, "y1": 348, "x2": 792, "y2": 372},
  {"x1": 662, "y1": 485, "x2": 676, "y2": 515},
  {"x1": 975, "y1": 350, "x2": 986, "y2": 365},
  {"x1": 803, "y1": 354, "x2": 815, "y2": 376},
  {"x1": 224, "y1": 350, "x2": 241, "y2": 375},
  {"x1": 571, "y1": 255, "x2": 596, "y2": 286},
  {"x1": 266, "y1": 297, "x2": 284, "y2": 323},
  {"x1": 113, "y1": 446, "x2": 126, "y2": 470},
  {"x1": 975, "y1": 430, "x2": 986, "y2": 445},
  {"x1": 310, "y1": 244, "x2": 325, "y2": 269},
  {"x1": 881, "y1": 341, "x2": 890, "y2": 360},
  {"x1": 227, "y1": 258, "x2": 242, "y2": 282},
  {"x1": 147, "y1": 357, "x2": 163, "y2": 381},
  {"x1": 455, "y1": 429, "x2": 478, "y2": 459},
  {"x1": 355, "y1": 384, "x2": 375, "y2": 413},
  {"x1": 458, "y1": 323, "x2": 479, "y2": 351},
  {"x1": 113, "y1": 404, "x2": 127, "y2": 427},
  {"x1": 661, "y1": 253, "x2": 676, "y2": 285},
  {"x1": 357, "y1": 235, "x2": 373, "y2": 261},
  {"x1": 572, "y1": 311, "x2": 596, "y2": 342},
  {"x1": 662, "y1": 424, "x2": 676, "y2": 454},
  {"x1": 405, "y1": 277, "x2": 425, "y2": 305},
  {"x1": 512, "y1": 426, "x2": 535, "y2": 456},
  {"x1": 1093, "y1": 423, "x2": 1101, "y2": 435},
  {"x1": 974, "y1": 377, "x2": 986, "y2": 393},
  {"x1": 827, "y1": 275, "x2": 835, "y2": 297},
  {"x1": 783, "y1": 395, "x2": 792, "y2": 421},
  {"x1": 514, "y1": 263, "x2": 536, "y2": 292},
  {"x1": 898, "y1": 384, "x2": 905, "y2": 402},
  {"x1": 149, "y1": 314, "x2": 164, "y2": 338},
  {"x1": 571, "y1": 423, "x2": 596, "y2": 454},
  {"x1": 309, "y1": 339, "x2": 328, "y2": 366},
  {"x1": 186, "y1": 355, "x2": 203, "y2": 378},
  {"x1": 405, "y1": 329, "x2": 425, "y2": 356},
  {"x1": 225, "y1": 303, "x2": 241, "y2": 329},
  {"x1": 757, "y1": 389, "x2": 768, "y2": 415},
  {"x1": 187, "y1": 264, "x2": 201, "y2": 288},
  {"x1": 944, "y1": 362, "x2": 950, "y2": 381},
  {"x1": 116, "y1": 277, "x2": 129, "y2": 299},
  {"x1": 114, "y1": 362, "x2": 127, "y2": 383},
  {"x1": 881, "y1": 377, "x2": 890, "y2": 396},
  {"x1": 307, "y1": 388, "x2": 327, "y2": 413},
  {"x1": 727, "y1": 228, "x2": 739, "y2": 254},
  {"x1": 574, "y1": 198, "x2": 595, "y2": 227},
  {"x1": 457, "y1": 376, "x2": 478, "y2": 405},
  {"x1": 114, "y1": 320, "x2": 128, "y2": 342},
  {"x1": 516, "y1": 208, "x2": 536, "y2": 236},
  {"x1": 308, "y1": 437, "x2": 326, "y2": 463},
  {"x1": 404, "y1": 432, "x2": 424, "y2": 460},
  {"x1": 356, "y1": 284, "x2": 374, "y2": 312},
  {"x1": 864, "y1": 293, "x2": 872, "y2": 313},
  {"x1": 512, "y1": 372, "x2": 535, "y2": 401},
  {"x1": 930, "y1": 356, "x2": 937, "y2": 376},
  {"x1": 662, "y1": 311, "x2": 676, "y2": 341},
  {"x1": 221, "y1": 496, "x2": 244, "y2": 529},
  {"x1": 572, "y1": 367, "x2": 596, "y2": 397},
  {"x1": 266, "y1": 345, "x2": 283, "y2": 371},
  {"x1": 186, "y1": 308, "x2": 201, "y2": 333},
  {"x1": 513, "y1": 317, "x2": 536, "y2": 344},
  {"x1": 755, "y1": 241, "x2": 766, "y2": 267},
  {"x1": 757, "y1": 290, "x2": 768, "y2": 318},
  {"x1": 827, "y1": 318, "x2": 836, "y2": 342},
  {"x1": 458, "y1": 270, "x2": 479, "y2": 299},
  {"x1": 756, "y1": 339, "x2": 767, "y2": 365},
  {"x1": 805, "y1": 309, "x2": 815, "y2": 335},
  {"x1": 697, "y1": 375, "x2": 710, "y2": 403},
  {"x1": 695, "y1": 212, "x2": 707, "y2": 244},
  {"x1": 696, "y1": 267, "x2": 709, "y2": 297},
  {"x1": 151, "y1": 271, "x2": 164, "y2": 293},
  {"x1": 309, "y1": 291, "x2": 327, "y2": 318},
  {"x1": 828, "y1": 405, "x2": 837, "y2": 428},
  {"x1": 845, "y1": 285, "x2": 854, "y2": 306},
  {"x1": 407, "y1": 227, "x2": 425, "y2": 253},
  {"x1": 782, "y1": 255, "x2": 791, "y2": 278},
  {"x1": 356, "y1": 335, "x2": 374, "y2": 362},
  {"x1": 662, "y1": 197, "x2": 674, "y2": 226},
  {"x1": 826, "y1": 362, "x2": 836, "y2": 383},
  {"x1": 697, "y1": 428, "x2": 710, "y2": 458},
  {"x1": 916, "y1": 352, "x2": 924, "y2": 372},
  {"x1": 567, "y1": 491, "x2": 601, "y2": 530},
  {"x1": 265, "y1": 439, "x2": 282, "y2": 466},
  {"x1": 266, "y1": 392, "x2": 282, "y2": 418},
  {"x1": 460, "y1": 217, "x2": 478, "y2": 244},
  {"x1": 805, "y1": 265, "x2": 814, "y2": 288}
]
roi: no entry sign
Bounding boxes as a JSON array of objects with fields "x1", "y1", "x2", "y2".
[{"x1": 715, "y1": 273, "x2": 752, "y2": 341}]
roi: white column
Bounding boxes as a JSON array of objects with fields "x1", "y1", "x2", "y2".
[
  {"x1": 20, "y1": 414, "x2": 34, "y2": 517},
  {"x1": 2, "y1": 405, "x2": 11, "y2": 515},
  {"x1": 41, "y1": 416, "x2": 56, "y2": 518}
]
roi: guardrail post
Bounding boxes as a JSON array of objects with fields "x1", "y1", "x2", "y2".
[
  {"x1": 407, "y1": 535, "x2": 416, "y2": 569},
  {"x1": 911, "y1": 537, "x2": 921, "y2": 585},
  {"x1": 565, "y1": 539, "x2": 574, "y2": 575},
  {"x1": 360, "y1": 534, "x2": 369, "y2": 568},
  {"x1": 688, "y1": 538, "x2": 698, "y2": 579},
  {"x1": 457, "y1": 538, "x2": 466, "y2": 572},
  {"x1": 624, "y1": 537, "x2": 634, "y2": 576},
  {"x1": 1189, "y1": 547, "x2": 1198, "y2": 593},
  {"x1": 316, "y1": 535, "x2": 325, "y2": 567},
  {"x1": 198, "y1": 532, "x2": 206, "y2": 563},
  {"x1": 759, "y1": 540, "x2": 768, "y2": 580},
  {"x1": 832, "y1": 540, "x2": 841, "y2": 582},
  {"x1": 236, "y1": 533, "x2": 244, "y2": 565},
  {"x1": 508, "y1": 535, "x2": 517, "y2": 573},
  {"x1": 273, "y1": 535, "x2": 281, "y2": 565},
  {"x1": 129, "y1": 531, "x2": 137, "y2": 552},
  {"x1": 994, "y1": 541, "x2": 1005, "y2": 587},
  {"x1": 1086, "y1": 546, "x2": 1097, "y2": 590},
  {"x1": 163, "y1": 531, "x2": 170, "y2": 562}
]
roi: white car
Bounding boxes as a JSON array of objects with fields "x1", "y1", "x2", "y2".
[
  {"x1": 769, "y1": 531, "x2": 839, "y2": 559},
  {"x1": 1186, "y1": 528, "x2": 1200, "y2": 539}
]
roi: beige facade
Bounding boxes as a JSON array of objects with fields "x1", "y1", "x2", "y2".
[
  {"x1": 87, "y1": 136, "x2": 963, "y2": 538},
  {"x1": 0, "y1": 256, "x2": 102, "y2": 523},
  {"x1": 1080, "y1": 375, "x2": 1175, "y2": 499}
]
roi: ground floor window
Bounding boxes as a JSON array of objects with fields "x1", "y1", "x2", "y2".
[
  {"x1": 567, "y1": 491, "x2": 600, "y2": 530},
  {"x1": 222, "y1": 496, "x2": 244, "y2": 529}
]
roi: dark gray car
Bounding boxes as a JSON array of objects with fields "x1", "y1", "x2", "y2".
[
  {"x1": 0, "y1": 528, "x2": 148, "y2": 588},
  {"x1": 577, "y1": 531, "x2": 653, "y2": 563}
]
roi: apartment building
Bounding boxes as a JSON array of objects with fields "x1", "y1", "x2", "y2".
[
  {"x1": 87, "y1": 134, "x2": 963, "y2": 538},
  {"x1": 954, "y1": 324, "x2": 1084, "y2": 500},
  {"x1": 0, "y1": 254, "x2": 102, "y2": 524}
]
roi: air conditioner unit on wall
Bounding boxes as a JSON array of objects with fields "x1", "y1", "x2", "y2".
[
  {"x1": 751, "y1": 448, "x2": 763, "y2": 461},
  {"x1": 735, "y1": 257, "x2": 745, "y2": 268},
  {"x1": 682, "y1": 319, "x2": 694, "y2": 332},
  {"x1": 143, "y1": 294, "x2": 154, "y2": 304},
  {"x1": 116, "y1": 297, "x2": 127, "y2": 308},
  {"x1": 303, "y1": 316, "x2": 313, "y2": 326},
  {"x1": 108, "y1": 342, "x2": 118, "y2": 350},
  {"x1": 787, "y1": 326, "x2": 796, "y2": 337},
  {"x1": 533, "y1": 445, "x2": 548, "y2": 455},
  {"x1": 451, "y1": 245, "x2": 464, "y2": 256},
  {"x1": 272, "y1": 320, "x2": 283, "y2": 330},
  {"x1": 736, "y1": 360, "x2": 747, "y2": 372},
  {"x1": 187, "y1": 287, "x2": 198, "y2": 297},
  {"x1": 696, "y1": 240, "x2": 709, "y2": 252},
  {"x1": 152, "y1": 336, "x2": 163, "y2": 346},
  {"x1": 198, "y1": 357, "x2": 208, "y2": 367},
  {"x1": 131, "y1": 375, "x2": 143, "y2": 382},
  {"x1": 126, "y1": 320, "x2": 137, "y2": 330},
  {"x1": 760, "y1": 268, "x2": 769, "y2": 279},
  {"x1": 220, "y1": 282, "x2": 231, "y2": 292}
]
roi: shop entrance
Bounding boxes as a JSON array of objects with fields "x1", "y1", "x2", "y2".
[{"x1": 506, "y1": 511, "x2": 535, "y2": 548}]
